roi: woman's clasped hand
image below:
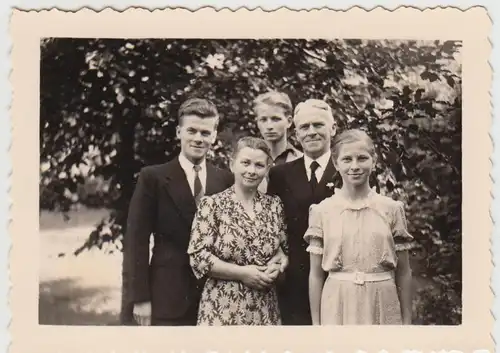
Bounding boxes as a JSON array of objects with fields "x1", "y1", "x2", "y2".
[{"x1": 238, "y1": 264, "x2": 279, "y2": 290}]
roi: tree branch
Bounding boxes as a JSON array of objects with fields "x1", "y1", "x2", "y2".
[{"x1": 302, "y1": 49, "x2": 327, "y2": 63}]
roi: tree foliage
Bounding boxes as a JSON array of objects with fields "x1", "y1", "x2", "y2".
[{"x1": 40, "y1": 38, "x2": 462, "y2": 325}]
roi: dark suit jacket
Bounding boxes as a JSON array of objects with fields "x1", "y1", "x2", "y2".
[
  {"x1": 124, "y1": 157, "x2": 233, "y2": 321},
  {"x1": 267, "y1": 157, "x2": 339, "y2": 325}
]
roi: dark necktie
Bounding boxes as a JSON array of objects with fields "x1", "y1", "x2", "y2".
[
  {"x1": 193, "y1": 164, "x2": 204, "y2": 205},
  {"x1": 310, "y1": 161, "x2": 320, "y2": 191}
]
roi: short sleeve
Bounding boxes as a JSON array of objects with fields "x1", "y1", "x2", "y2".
[
  {"x1": 187, "y1": 196, "x2": 218, "y2": 279},
  {"x1": 274, "y1": 197, "x2": 289, "y2": 255},
  {"x1": 304, "y1": 204, "x2": 324, "y2": 255},
  {"x1": 392, "y1": 201, "x2": 414, "y2": 252}
]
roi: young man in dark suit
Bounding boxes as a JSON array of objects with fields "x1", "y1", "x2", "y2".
[
  {"x1": 124, "y1": 98, "x2": 234, "y2": 326},
  {"x1": 267, "y1": 99, "x2": 339, "y2": 326}
]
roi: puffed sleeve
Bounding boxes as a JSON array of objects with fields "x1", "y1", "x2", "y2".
[
  {"x1": 303, "y1": 204, "x2": 324, "y2": 255},
  {"x1": 274, "y1": 197, "x2": 289, "y2": 255},
  {"x1": 187, "y1": 196, "x2": 218, "y2": 279},
  {"x1": 392, "y1": 201, "x2": 414, "y2": 252}
]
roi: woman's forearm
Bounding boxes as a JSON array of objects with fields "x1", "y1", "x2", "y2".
[
  {"x1": 309, "y1": 254, "x2": 325, "y2": 325},
  {"x1": 309, "y1": 272, "x2": 324, "y2": 325},
  {"x1": 395, "y1": 250, "x2": 413, "y2": 324},
  {"x1": 208, "y1": 256, "x2": 245, "y2": 281},
  {"x1": 396, "y1": 270, "x2": 412, "y2": 324}
]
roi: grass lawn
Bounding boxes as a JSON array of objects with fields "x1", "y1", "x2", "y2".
[{"x1": 39, "y1": 208, "x2": 121, "y2": 325}]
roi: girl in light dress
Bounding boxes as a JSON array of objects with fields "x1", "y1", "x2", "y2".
[{"x1": 305, "y1": 129, "x2": 413, "y2": 325}]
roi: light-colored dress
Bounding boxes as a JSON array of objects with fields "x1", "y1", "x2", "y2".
[
  {"x1": 187, "y1": 186, "x2": 288, "y2": 326},
  {"x1": 304, "y1": 190, "x2": 413, "y2": 325}
]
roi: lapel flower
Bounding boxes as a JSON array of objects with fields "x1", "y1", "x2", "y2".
[{"x1": 326, "y1": 182, "x2": 335, "y2": 189}]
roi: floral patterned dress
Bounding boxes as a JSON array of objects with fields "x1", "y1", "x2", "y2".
[
  {"x1": 187, "y1": 186, "x2": 288, "y2": 326},
  {"x1": 304, "y1": 190, "x2": 414, "y2": 325}
]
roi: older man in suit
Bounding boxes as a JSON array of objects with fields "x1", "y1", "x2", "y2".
[
  {"x1": 267, "y1": 99, "x2": 339, "y2": 326},
  {"x1": 124, "y1": 98, "x2": 234, "y2": 326}
]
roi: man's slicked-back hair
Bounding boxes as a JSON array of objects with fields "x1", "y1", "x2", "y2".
[{"x1": 177, "y1": 98, "x2": 219, "y2": 125}]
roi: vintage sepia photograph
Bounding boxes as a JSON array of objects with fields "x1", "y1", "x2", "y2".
[
  {"x1": 39, "y1": 37, "x2": 463, "y2": 327},
  {"x1": 9, "y1": 6, "x2": 492, "y2": 353}
]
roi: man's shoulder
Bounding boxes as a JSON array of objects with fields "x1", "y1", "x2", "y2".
[
  {"x1": 207, "y1": 162, "x2": 234, "y2": 184},
  {"x1": 207, "y1": 162, "x2": 229, "y2": 173},
  {"x1": 140, "y1": 160, "x2": 176, "y2": 176},
  {"x1": 271, "y1": 156, "x2": 304, "y2": 174},
  {"x1": 207, "y1": 162, "x2": 231, "y2": 176},
  {"x1": 267, "y1": 157, "x2": 303, "y2": 196},
  {"x1": 259, "y1": 191, "x2": 281, "y2": 204},
  {"x1": 269, "y1": 157, "x2": 303, "y2": 184}
]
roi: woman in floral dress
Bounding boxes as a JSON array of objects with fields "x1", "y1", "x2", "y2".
[
  {"x1": 305, "y1": 129, "x2": 413, "y2": 325},
  {"x1": 187, "y1": 136, "x2": 288, "y2": 325}
]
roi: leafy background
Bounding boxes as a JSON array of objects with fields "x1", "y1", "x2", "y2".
[{"x1": 40, "y1": 38, "x2": 462, "y2": 325}]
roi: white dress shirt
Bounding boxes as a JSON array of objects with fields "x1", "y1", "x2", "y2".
[
  {"x1": 303, "y1": 150, "x2": 332, "y2": 182},
  {"x1": 178, "y1": 153, "x2": 207, "y2": 197}
]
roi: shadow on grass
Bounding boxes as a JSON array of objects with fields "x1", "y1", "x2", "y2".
[{"x1": 39, "y1": 278, "x2": 120, "y2": 326}]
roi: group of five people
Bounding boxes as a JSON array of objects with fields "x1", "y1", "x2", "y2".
[{"x1": 125, "y1": 91, "x2": 413, "y2": 326}]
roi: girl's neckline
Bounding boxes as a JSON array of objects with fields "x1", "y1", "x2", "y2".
[{"x1": 335, "y1": 188, "x2": 377, "y2": 210}]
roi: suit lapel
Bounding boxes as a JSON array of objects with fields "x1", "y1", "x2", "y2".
[
  {"x1": 315, "y1": 158, "x2": 338, "y2": 197},
  {"x1": 284, "y1": 158, "x2": 313, "y2": 200},
  {"x1": 163, "y1": 157, "x2": 197, "y2": 225},
  {"x1": 284, "y1": 157, "x2": 338, "y2": 202},
  {"x1": 318, "y1": 159, "x2": 337, "y2": 187}
]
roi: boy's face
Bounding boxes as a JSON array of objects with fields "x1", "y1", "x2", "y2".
[
  {"x1": 176, "y1": 114, "x2": 218, "y2": 164},
  {"x1": 254, "y1": 104, "x2": 292, "y2": 143}
]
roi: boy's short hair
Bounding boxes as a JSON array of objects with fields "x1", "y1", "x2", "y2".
[
  {"x1": 177, "y1": 98, "x2": 219, "y2": 125},
  {"x1": 253, "y1": 91, "x2": 293, "y2": 116}
]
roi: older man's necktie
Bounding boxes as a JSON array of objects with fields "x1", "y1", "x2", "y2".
[{"x1": 310, "y1": 161, "x2": 320, "y2": 191}]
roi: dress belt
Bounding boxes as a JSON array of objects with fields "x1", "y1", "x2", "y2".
[{"x1": 328, "y1": 270, "x2": 394, "y2": 285}]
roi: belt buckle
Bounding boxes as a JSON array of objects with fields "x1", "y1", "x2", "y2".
[{"x1": 353, "y1": 271, "x2": 365, "y2": 285}]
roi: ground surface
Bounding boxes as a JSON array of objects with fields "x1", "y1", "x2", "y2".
[{"x1": 39, "y1": 208, "x2": 121, "y2": 325}]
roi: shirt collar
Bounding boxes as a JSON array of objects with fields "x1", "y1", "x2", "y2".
[
  {"x1": 178, "y1": 153, "x2": 206, "y2": 173},
  {"x1": 285, "y1": 143, "x2": 302, "y2": 158},
  {"x1": 304, "y1": 150, "x2": 331, "y2": 171},
  {"x1": 274, "y1": 142, "x2": 301, "y2": 162}
]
